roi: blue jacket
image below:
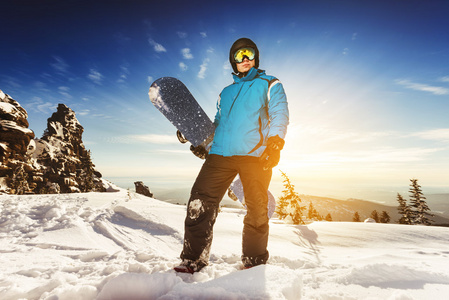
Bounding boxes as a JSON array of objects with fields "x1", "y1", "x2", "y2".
[{"x1": 209, "y1": 68, "x2": 289, "y2": 157}]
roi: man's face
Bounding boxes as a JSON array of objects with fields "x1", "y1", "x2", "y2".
[{"x1": 236, "y1": 57, "x2": 256, "y2": 73}]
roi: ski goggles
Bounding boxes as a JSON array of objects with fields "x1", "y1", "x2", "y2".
[{"x1": 234, "y1": 47, "x2": 256, "y2": 63}]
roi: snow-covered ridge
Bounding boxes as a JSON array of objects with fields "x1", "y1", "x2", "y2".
[{"x1": 1, "y1": 189, "x2": 449, "y2": 299}]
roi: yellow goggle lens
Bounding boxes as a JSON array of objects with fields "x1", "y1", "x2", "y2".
[{"x1": 234, "y1": 48, "x2": 255, "y2": 63}]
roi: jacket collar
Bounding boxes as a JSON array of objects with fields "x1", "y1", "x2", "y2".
[{"x1": 233, "y1": 68, "x2": 264, "y2": 83}]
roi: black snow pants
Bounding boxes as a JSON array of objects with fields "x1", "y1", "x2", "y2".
[{"x1": 180, "y1": 154, "x2": 272, "y2": 269}]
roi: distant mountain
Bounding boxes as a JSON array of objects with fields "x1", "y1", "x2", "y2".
[
  {"x1": 151, "y1": 185, "x2": 449, "y2": 226},
  {"x1": 299, "y1": 194, "x2": 449, "y2": 226},
  {"x1": 425, "y1": 194, "x2": 449, "y2": 216},
  {"x1": 0, "y1": 89, "x2": 105, "y2": 194},
  {"x1": 155, "y1": 187, "x2": 242, "y2": 208}
]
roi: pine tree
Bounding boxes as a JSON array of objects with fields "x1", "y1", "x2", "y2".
[
  {"x1": 276, "y1": 171, "x2": 305, "y2": 225},
  {"x1": 307, "y1": 202, "x2": 314, "y2": 220},
  {"x1": 370, "y1": 210, "x2": 379, "y2": 223},
  {"x1": 409, "y1": 179, "x2": 434, "y2": 225},
  {"x1": 396, "y1": 193, "x2": 412, "y2": 224},
  {"x1": 379, "y1": 211, "x2": 391, "y2": 223},
  {"x1": 324, "y1": 213, "x2": 332, "y2": 221},
  {"x1": 353, "y1": 211, "x2": 361, "y2": 222},
  {"x1": 307, "y1": 202, "x2": 320, "y2": 221}
]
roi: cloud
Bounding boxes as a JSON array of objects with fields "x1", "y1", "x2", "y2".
[
  {"x1": 179, "y1": 62, "x2": 188, "y2": 71},
  {"x1": 91, "y1": 113, "x2": 111, "y2": 119},
  {"x1": 120, "y1": 64, "x2": 130, "y2": 74},
  {"x1": 198, "y1": 58, "x2": 209, "y2": 79},
  {"x1": 26, "y1": 97, "x2": 56, "y2": 114},
  {"x1": 131, "y1": 134, "x2": 179, "y2": 144},
  {"x1": 342, "y1": 48, "x2": 349, "y2": 55},
  {"x1": 58, "y1": 86, "x2": 71, "y2": 98},
  {"x1": 0, "y1": 75, "x2": 21, "y2": 89},
  {"x1": 110, "y1": 134, "x2": 179, "y2": 144},
  {"x1": 181, "y1": 48, "x2": 193, "y2": 59},
  {"x1": 33, "y1": 81, "x2": 50, "y2": 92},
  {"x1": 200, "y1": 32, "x2": 207, "y2": 38},
  {"x1": 411, "y1": 128, "x2": 449, "y2": 143},
  {"x1": 117, "y1": 74, "x2": 127, "y2": 83},
  {"x1": 147, "y1": 76, "x2": 154, "y2": 84},
  {"x1": 117, "y1": 63, "x2": 130, "y2": 84},
  {"x1": 439, "y1": 76, "x2": 449, "y2": 83},
  {"x1": 113, "y1": 32, "x2": 131, "y2": 44},
  {"x1": 88, "y1": 69, "x2": 103, "y2": 85},
  {"x1": 352, "y1": 33, "x2": 358, "y2": 40},
  {"x1": 143, "y1": 19, "x2": 153, "y2": 30},
  {"x1": 289, "y1": 123, "x2": 449, "y2": 165},
  {"x1": 223, "y1": 61, "x2": 231, "y2": 70},
  {"x1": 148, "y1": 39, "x2": 167, "y2": 53},
  {"x1": 295, "y1": 125, "x2": 395, "y2": 146},
  {"x1": 296, "y1": 147, "x2": 442, "y2": 166},
  {"x1": 177, "y1": 31, "x2": 187, "y2": 39},
  {"x1": 395, "y1": 79, "x2": 449, "y2": 95},
  {"x1": 51, "y1": 56, "x2": 69, "y2": 74},
  {"x1": 77, "y1": 109, "x2": 90, "y2": 116}
]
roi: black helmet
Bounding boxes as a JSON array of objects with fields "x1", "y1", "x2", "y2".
[{"x1": 229, "y1": 37, "x2": 259, "y2": 73}]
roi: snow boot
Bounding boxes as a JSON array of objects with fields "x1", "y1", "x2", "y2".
[
  {"x1": 174, "y1": 264, "x2": 195, "y2": 274},
  {"x1": 174, "y1": 259, "x2": 204, "y2": 274}
]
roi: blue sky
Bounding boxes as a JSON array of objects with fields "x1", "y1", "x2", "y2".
[{"x1": 1, "y1": 0, "x2": 449, "y2": 202}]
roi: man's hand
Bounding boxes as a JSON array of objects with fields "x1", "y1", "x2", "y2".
[
  {"x1": 260, "y1": 136, "x2": 285, "y2": 170},
  {"x1": 190, "y1": 145, "x2": 208, "y2": 160}
]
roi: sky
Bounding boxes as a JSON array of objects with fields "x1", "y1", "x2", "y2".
[{"x1": 1, "y1": 0, "x2": 449, "y2": 203}]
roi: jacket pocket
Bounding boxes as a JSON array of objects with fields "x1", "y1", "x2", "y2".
[{"x1": 248, "y1": 117, "x2": 264, "y2": 154}]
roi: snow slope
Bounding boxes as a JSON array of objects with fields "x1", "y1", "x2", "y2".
[{"x1": 1, "y1": 189, "x2": 449, "y2": 299}]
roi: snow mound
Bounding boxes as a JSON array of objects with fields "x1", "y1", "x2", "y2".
[
  {"x1": 97, "y1": 272, "x2": 182, "y2": 300},
  {"x1": 1, "y1": 191, "x2": 449, "y2": 299},
  {"x1": 97, "y1": 265, "x2": 301, "y2": 300}
]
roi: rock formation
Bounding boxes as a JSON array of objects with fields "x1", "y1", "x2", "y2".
[
  {"x1": 134, "y1": 181, "x2": 154, "y2": 198},
  {"x1": 0, "y1": 90, "x2": 34, "y2": 164},
  {"x1": 0, "y1": 89, "x2": 105, "y2": 194},
  {"x1": 0, "y1": 90, "x2": 35, "y2": 192}
]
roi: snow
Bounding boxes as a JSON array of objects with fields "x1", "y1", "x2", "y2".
[
  {"x1": 48, "y1": 122, "x2": 65, "y2": 139},
  {"x1": 0, "y1": 102, "x2": 15, "y2": 114},
  {"x1": 1, "y1": 188, "x2": 449, "y2": 299},
  {"x1": 149, "y1": 84, "x2": 170, "y2": 112},
  {"x1": 364, "y1": 218, "x2": 376, "y2": 223},
  {"x1": 0, "y1": 120, "x2": 34, "y2": 135}
]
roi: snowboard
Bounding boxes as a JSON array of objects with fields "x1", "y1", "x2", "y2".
[
  {"x1": 149, "y1": 77, "x2": 276, "y2": 217},
  {"x1": 149, "y1": 77, "x2": 215, "y2": 148},
  {"x1": 229, "y1": 176, "x2": 276, "y2": 219}
]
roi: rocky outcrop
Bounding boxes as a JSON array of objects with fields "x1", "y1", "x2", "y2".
[
  {"x1": 0, "y1": 90, "x2": 35, "y2": 169},
  {"x1": 29, "y1": 104, "x2": 104, "y2": 193},
  {"x1": 0, "y1": 90, "x2": 36, "y2": 195},
  {"x1": 134, "y1": 181, "x2": 154, "y2": 198},
  {"x1": 1, "y1": 89, "x2": 105, "y2": 194}
]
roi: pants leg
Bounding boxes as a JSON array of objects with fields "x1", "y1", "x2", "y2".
[
  {"x1": 180, "y1": 154, "x2": 237, "y2": 269},
  {"x1": 238, "y1": 157, "x2": 272, "y2": 267}
]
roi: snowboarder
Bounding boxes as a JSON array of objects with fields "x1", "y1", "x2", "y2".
[{"x1": 175, "y1": 37, "x2": 289, "y2": 273}]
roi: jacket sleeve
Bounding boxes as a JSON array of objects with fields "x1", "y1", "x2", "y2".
[
  {"x1": 267, "y1": 80, "x2": 289, "y2": 140},
  {"x1": 213, "y1": 94, "x2": 222, "y2": 127}
]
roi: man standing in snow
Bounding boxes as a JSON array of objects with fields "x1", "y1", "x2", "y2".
[{"x1": 175, "y1": 38, "x2": 289, "y2": 273}]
